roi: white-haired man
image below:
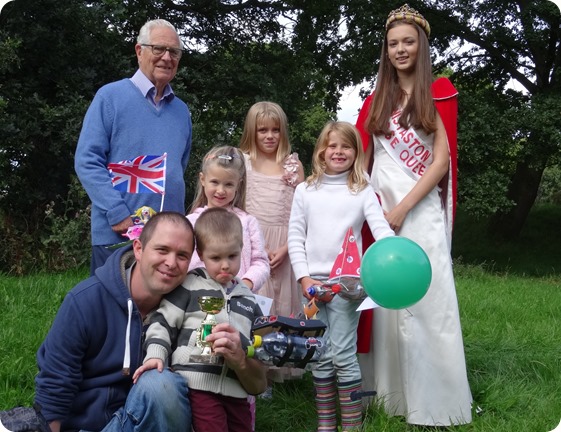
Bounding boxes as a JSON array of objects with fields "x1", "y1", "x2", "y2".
[{"x1": 75, "y1": 19, "x2": 192, "y2": 275}]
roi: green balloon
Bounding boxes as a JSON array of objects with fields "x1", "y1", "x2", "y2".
[{"x1": 360, "y1": 236, "x2": 431, "y2": 309}]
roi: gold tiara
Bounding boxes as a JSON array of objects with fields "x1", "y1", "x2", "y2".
[{"x1": 386, "y1": 4, "x2": 430, "y2": 37}]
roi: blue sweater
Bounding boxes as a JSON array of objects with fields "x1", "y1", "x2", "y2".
[
  {"x1": 75, "y1": 78, "x2": 192, "y2": 245},
  {"x1": 35, "y1": 247, "x2": 143, "y2": 431}
]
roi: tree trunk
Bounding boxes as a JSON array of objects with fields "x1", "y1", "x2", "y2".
[{"x1": 488, "y1": 159, "x2": 546, "y2": 240}]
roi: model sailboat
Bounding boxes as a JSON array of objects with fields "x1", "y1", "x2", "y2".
[
  {"x1": 304, "y1": 227, "x2": 367, "y2": 317},
  {"x1": 325, "y1": 227, "x2": 366, "y2": 300}
]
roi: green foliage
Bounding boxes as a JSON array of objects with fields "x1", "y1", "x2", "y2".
[
  {"x1": 2, "y1": 0, "x2": 561, "y2": 271},
  {"x1": 1, "y1": 1, "x2": 340, "y2": 273},
  {"x1": 40, "y1": 176, "x2": 91, "y2": 272},
  {"x1": 0, "y1": 36, "x2": 20, "y2": 74},
  {"x1": 0, "y1": 0, "x2": 132, "y2": 273},
  {"x1": 180, "y1": 39, "x2": 336, "y2": 192},
  {"x1": 455, "y1": 72, "x2": 561, "y2": 225},
  {"x1": 434, "y1": 0, "x2": 561, "y2": 237},
  {"x1": 0, "y1": 212, "x2": 38, "y2": 275},
  {"x1": 537, "y1": 165, "x2": 561, "y2": 204},
  {"x1": 183, "y1": 40, "x2": 336, "y2": 147},
  {"x1": 452, "y1": 204, "x2": 561, "y2": 277},
  {"x1": 0, "y1": 176, "x2": 91, "y2": 275},
  {"x1": 291, "y1": 105, "x2": 334, "y2": 174},
  {"x1": 456, "y1": 79, "x2": 518, "y2": 216}
]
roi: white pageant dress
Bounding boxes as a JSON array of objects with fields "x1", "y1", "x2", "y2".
[{"x1": 358, "y1": 126, "x2": 472, "y2": 426}]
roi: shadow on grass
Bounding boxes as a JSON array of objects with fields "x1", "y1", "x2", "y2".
[{"x1": 452, "y1": 204, "x2": 560, "y2": 277}]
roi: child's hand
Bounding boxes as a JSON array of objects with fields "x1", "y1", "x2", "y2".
[
  {"x1": 132, "y1": 358, "x2": 164, "y2": 384},
  {"x1": 269, "y1": 245, "x2": 288, "y2": 270},
  {"x1": 242, "y1": 278, "x2": 255, "y2": 291},
  {"x1": 206, "y1": 323, "x2": 246, "y2": 369},
  {"x1": 207, "y1": 322, "x2": 267, "y2": 394},
  {"x1": 299, "y1": 276, "x2": 323, "y2": 300}
]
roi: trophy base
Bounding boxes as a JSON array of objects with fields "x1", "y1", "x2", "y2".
[{"x1": 190, "y1": 354, "x2": 224, "y2": 365}]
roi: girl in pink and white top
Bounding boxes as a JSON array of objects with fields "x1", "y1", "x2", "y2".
[{"x1": 187, "y1": 145, "x2": 269, "y2": 292}]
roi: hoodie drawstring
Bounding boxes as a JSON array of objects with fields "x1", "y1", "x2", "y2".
[{"x1": 122, "y1": 298, "x2": 133, "y2": 375}]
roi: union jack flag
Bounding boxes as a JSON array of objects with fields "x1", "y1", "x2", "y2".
[{"x1": 108, "y1": 154, "x2": 167, "y2": 194}]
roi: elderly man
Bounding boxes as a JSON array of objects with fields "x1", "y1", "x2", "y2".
[
  {"x1": 75, "y1": 19, "x2": 192, "y2": 274},
  {"x1": 34, "y1": 212, "x2": 194, "y2": 431}
]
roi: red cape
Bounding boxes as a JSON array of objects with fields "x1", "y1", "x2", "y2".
[{"x1": 355, "y1": 77, "x2": 458, "y2": 353}]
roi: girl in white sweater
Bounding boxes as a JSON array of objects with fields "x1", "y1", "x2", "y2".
[{"x1": 288, "y1": 121, "x2": 394, "y2": 432}]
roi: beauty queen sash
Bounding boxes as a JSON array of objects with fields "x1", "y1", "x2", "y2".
[
  {"x1": 354, "y1": 78, "x2": 458, "y2": 354},
  {"x1": 378, "y1": 110, "x2": 434, "y2": 183},
  {"x1": 356, "y1": 78, "x2": 458, "y2": 233}
]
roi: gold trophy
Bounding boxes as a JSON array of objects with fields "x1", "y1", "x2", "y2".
[{"x1": 190, "y1": 296, "x2": 225, "y2": 364}]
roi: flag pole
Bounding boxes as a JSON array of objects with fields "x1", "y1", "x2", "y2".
[{"x1": 159, "y1": 153, "x2": 167, "y2": 212}]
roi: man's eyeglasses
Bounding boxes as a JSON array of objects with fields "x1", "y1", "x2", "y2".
[{"x1": 141, "y1": 44, "x2": 183, "y2": 60}]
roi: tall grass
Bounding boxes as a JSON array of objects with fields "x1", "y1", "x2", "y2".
[
  {"x1": 0, "y1": 271, "x2": 85, "y2": 407},
  {"x1": 1, "y1": 206, "x2": 560, "y2": 431}
]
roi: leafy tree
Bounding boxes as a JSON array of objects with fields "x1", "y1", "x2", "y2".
[
  {"x1": 283, "y1": 0, "x2": 561, "y2": 239},
  {"x1": 427, "y1": 0, "x2": 561, "y2": 239},
  {"x1": 0, "y1": 0, "x2": 132, "y2": 272},
  {"x1": 0, "y1": 0, "x2": 336, "y2": 272}
]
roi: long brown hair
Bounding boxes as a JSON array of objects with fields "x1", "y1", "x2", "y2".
[{"x1": 366, "y1": 20, "x2": 437, "y2": 136}]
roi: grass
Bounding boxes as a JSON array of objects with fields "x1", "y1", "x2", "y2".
[
  {"x1": 0, "y1": 271, "x2": 83, "y2": 407},
  {"x1": 1, "y1": 205, "x2": 560, "y2": 431},
  {"x1": 254, "y1": 266, "x2": 561, "y2": 432}
]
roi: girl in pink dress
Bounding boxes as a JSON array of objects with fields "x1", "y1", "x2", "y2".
[{"x1": 239, "y1": 102, "x2": 305, "y2": 387}]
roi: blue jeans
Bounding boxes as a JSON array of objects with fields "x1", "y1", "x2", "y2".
[
  {"x1": 101, "y1": 369, "x2": 191, "y2": 432},
  {"x1": 312, "y1": 295, "x2": 362, "y2": 382}
]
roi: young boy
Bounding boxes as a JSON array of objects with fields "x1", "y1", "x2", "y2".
[{"x1": 133, "y1": 207, "x2": 267, "y2": 432}]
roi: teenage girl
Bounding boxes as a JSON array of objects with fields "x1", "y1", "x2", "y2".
[
  {"x1": 288, "y1": 121, "x2": 394, "y2": 432},
  {"x1": 187, "y1": 145, "x2": 269, "y2": 293},
  {"x1": 355, "y1": 4, "x2": 472, "y2": 426}
]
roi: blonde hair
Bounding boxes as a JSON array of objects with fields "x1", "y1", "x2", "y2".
[
  {"x1": 239, "y1": 101, "x2": 291, "y2": 163},
  {"x1": 194, "y1": 207, "x2": 243, "y2": 255},
  {"x1": 306, "y1": 121, "x2": 369, "y2": 193},
  {"x1": 189, "y1": 146, "x2": 247, "y2": 212},
  {"x1": 366, "y1": 20, "x2": 437, "y2": 136}
]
